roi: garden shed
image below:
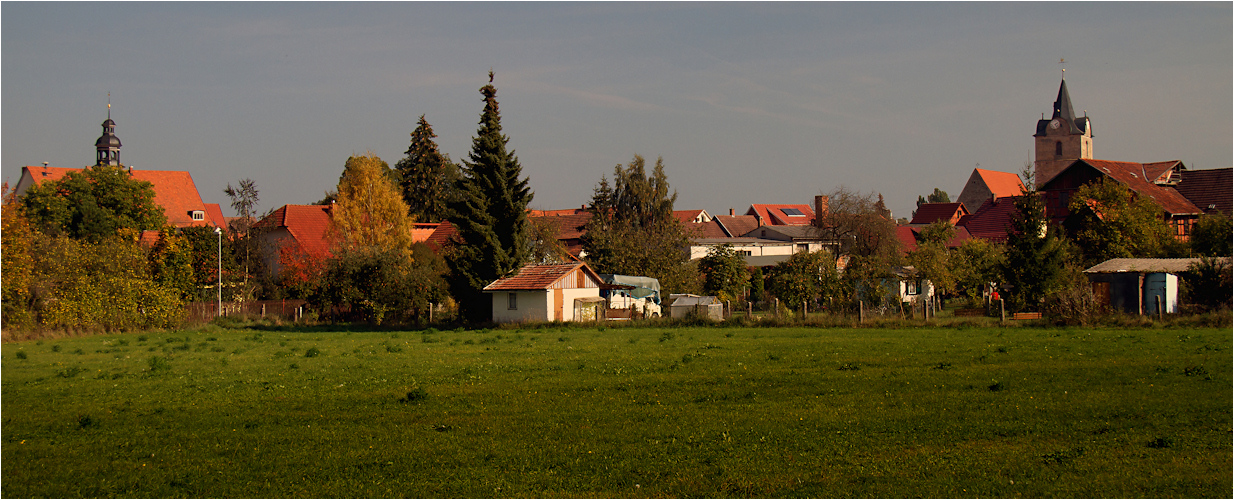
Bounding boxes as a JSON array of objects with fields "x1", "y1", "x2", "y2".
[
  {"x1": 483, "y1": 262, "x2": 607, "y2": 323},
  {"x1": 669, "y1": 295, "x2": 724, "y2": 320},
  {"x1": 1083, "y1": 258, "x2": 1217, "y2": 315}
]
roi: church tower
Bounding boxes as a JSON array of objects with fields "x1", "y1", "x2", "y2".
[
  {"x1": 1033, "y1": 78, "x2": 1092, "y2": 186},
  {"x1": 95, "y1": 102, "x2": 122, "y2": 167}
]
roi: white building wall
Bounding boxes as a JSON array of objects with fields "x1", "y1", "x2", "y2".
[
  {"x1": 559, "y1": 288, "x2": 602, "y2": 321},
  {"x1": 490, "y1": 291, "x2": 551, "y2": 323}
]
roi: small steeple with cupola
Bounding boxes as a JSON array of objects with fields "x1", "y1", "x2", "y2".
[
  {"x1": 95, "y1": 99, "x2": 122, "y2": 167},
  {"x1": 1033, "y1": 76, "x2": 1092, "y2": 186}
]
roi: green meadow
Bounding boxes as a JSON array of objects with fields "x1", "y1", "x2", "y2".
[{"x1": 2, "y1": 322, "x2": 1230, "y2": 498}]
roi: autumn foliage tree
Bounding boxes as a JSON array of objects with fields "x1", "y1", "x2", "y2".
[
  {"x1": 310, "y1": 153, "x2": 444, "y2": 324},
  {"x1": 1065, "y1": 178, "x2": 1180, "y2": 267}
]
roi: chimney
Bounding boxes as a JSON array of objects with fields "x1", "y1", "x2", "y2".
[
  {"x1": 729, "y1": 208, "x2": 734, "y2": 216},
  {"x1": 814, "y1": 195, "x2": 829, "y2": 224}
]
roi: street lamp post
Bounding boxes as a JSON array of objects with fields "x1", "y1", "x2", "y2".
[{"x1": 215, "y1": 227, "x2": 222, "y2": 317}]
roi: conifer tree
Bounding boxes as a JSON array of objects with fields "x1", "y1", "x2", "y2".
[
  {"x1": 1001, "y1": 167, "x2": 1071, "y2": 312},
  {"x1": 446, "y1": 72, "x2": 534, "y2": 323},
  {"x1": 395, "y1": 115, "x2": 459, "y2": 223}
]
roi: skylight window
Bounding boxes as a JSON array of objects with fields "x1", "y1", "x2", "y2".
[{"x1": 781, "y1": 208, "x2": 805, "y2": 216}]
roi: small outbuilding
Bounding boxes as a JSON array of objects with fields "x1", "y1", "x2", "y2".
[
  {"x1": 669, "y1": 294, "x2": 724, "y2": 320},
  {"x1": 484, "y1": 262, "x2": 607, "y2": 323},
  {"x1": 1083, "y1": 258, "x2": 1224, "y2": 315}
]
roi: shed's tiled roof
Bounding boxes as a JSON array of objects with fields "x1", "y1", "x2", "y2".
[
  {"x1": 1173, "y1": 168, "x2": 1232, "y2": 217},
  {"x1": 483, "y1": 262, "x2": 602, "y2": 291}
]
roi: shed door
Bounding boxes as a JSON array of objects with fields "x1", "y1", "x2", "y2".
[
  {"x1": 1092, "y1": 282, "x2": 1111, "y2": 307},
  {"x1": 554, "y1": 289, "x2": 564, "y2": 321}
]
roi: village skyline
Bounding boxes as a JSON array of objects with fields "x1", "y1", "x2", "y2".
[{"x1": 3, "y1": 2, "x2": 1231, "y2": 219}]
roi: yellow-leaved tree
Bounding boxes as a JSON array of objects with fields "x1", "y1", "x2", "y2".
[
  {"x1": 312, "y1": 153, "x2": 447, "y2": 325},
  {"x1": 330, "y1": 153, "x2": 414, "y2": 255}
]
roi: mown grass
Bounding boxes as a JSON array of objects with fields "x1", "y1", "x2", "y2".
[{"x1": 2, "y1": 323, "x2": 1230, "y2": 498}]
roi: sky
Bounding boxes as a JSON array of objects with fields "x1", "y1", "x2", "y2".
[{"x1": 3, "y1": 2, "x2": 1231, "y2": 221}]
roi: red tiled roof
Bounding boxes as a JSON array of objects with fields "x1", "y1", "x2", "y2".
[
  {"x1": 529, "y1": 212, "x2": 592, "y2": 240},
  {"x1": 483, "y1": 262, "x2": 603, "y2": 291},
  {"x1": 18, "y1": 166, "x2": 214, "y2": 228},
  {"x1": 714, "y1": 214, "x2": 761, "y2": 237},
  {"x1": 254, "y1": 204, "x2": 334, "y2": 256},
  {"x1": 746, "y1": 204, "x2": 815, "y2": 225},
  {"x1": 1173, "y1": 168, "x2": 1232, "y2": 217},
  {"x1": 204, "y1": 203, "x2": 227, "y2": 228},
  {"x1": 909, "y1": 202, "x2": 969, "y2": 225},
  {"x1": 528, "y1": 207, "x2": 589, "y2": 217},
  {"x1": 424, "y1": 221, "x2": 458, "y2": 253},
  {"x1": 684, "y1": 220, "x2": 729, "y2": 239},
  {"x1": 411, "y1": 223, "x2": 440, "y2": 243},
  {"x1": 958, "y1": 196, "x2": 1021, "y2": 243},
  {"x1": 1060, "y1": 160, "x2": 1201, "y2": 216},
  {"x1": 975, "y1": 169, "x2": 1025, "y2": 198},
  {"x1": 896, "y1": 226, "x2": 918, "y2": 254},
  {"x1": 1142, "y1": 161, "x2": 1183, "y2": 184},
  {"x1": 674, "y1": 210, "x2": 709, "y2": 224}
]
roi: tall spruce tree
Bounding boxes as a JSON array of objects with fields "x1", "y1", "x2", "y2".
[
  {"x1": 446, "y1": 72, "x2": 534, "y2": 323},
  {"x1": 395, "y1": 115, "x2": 459, "y2": 223},
  {"x1": 1000, "y1": 167, "x2": 1071, "y2": 312}
]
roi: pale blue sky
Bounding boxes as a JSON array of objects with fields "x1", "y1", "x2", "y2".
[{"x1": 3, "y1": 2, "x2": 1230, "y2": 220}]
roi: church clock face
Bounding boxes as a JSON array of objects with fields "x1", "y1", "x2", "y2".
[{"x1": 1050, "y1": 118, "x2": 1062, "y2": 130}]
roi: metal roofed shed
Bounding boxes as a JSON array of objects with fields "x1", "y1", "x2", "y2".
[
  {"x1": 669, "y1": 294, "x2": 724, "y2": 321},
  {"x1": 1083, "y1": 258, "x2": 1229, "y2": 315}
]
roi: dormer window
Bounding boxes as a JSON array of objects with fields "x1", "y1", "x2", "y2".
[{"x1": 191, "y1": 210, "x2": 205, "y2": 221}]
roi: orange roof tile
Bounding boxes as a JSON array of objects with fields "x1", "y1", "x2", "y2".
[
  {"x1": 483, "y1": 262, "x2": 603, "y2": 291},
  {"x1": 746, "y1": 204, "x2": 815, "y2": 225},
  {"x1": 17, "y1": 165, "x2": 214, "y2": 228},
  {"x1": 254, "y1": 204, "x2": 334, "y2": 256},
  {"x1": 974, "y1": 169, "x2": 1025, "y2": 199}
]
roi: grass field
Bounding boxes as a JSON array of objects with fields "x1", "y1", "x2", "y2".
[{"x1": 2, "y1": 321, "x2": 1230, "y2": 498}]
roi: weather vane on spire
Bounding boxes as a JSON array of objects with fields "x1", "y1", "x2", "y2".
[
  {"x1": 1059, "y1": 58, "x2": 1066, "y2": 79},
  {"x1": 107, "y1": 92, "x2": 112, "y2": 119}
]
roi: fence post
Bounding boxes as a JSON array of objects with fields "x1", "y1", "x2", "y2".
[
  {"x1": 261, "y1": 304, "x2": 266, "y2": 318},
  {"x1": 774, "y1": 298, "x2": 780, "y2": 318},
  {"x1": 747, "y1": 301, "x2": 753, "y2": 319},
  {"x1": 859, "y1": 300, "x2": 864, "y2": 323},
  {"x1": 1156, "y1": 295, "x2": 1162, "y2": 320},
  {"x1": 726, "y1": 300, "x2": 731, "y2": 320},
  {"x1": 999, "y1": 299, "x2": 1006, "y2": 323}
]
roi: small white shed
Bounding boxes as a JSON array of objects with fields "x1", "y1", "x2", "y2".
[{"x1": 484, "y1": 262, "x2": 606, "y2": 323}]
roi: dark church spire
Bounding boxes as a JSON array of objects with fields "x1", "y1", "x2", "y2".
[{"x1": 95, "y1": 96, "x2": 122, "y2": 167}]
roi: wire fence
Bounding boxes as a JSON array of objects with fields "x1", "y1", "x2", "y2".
[{"x1": 184, "y1": 300, "x2": 308, "y2": 323}]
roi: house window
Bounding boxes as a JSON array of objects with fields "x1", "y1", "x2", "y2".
[
  {"x1": 508, "y1": 293, "x2": 518, "y2": 310},
  {"x1": 191, "y1": 211, "x2": 205, "y2": 221},
  {"x1": 906, "y1": 280, "x2": 919, "y2": 295},
  {"x1": 738, "y1": 250, "x2": 753, "y2": 257},
  {"x1": 1055, "y1": 141, "x2": 1063, "y2": 156}
]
